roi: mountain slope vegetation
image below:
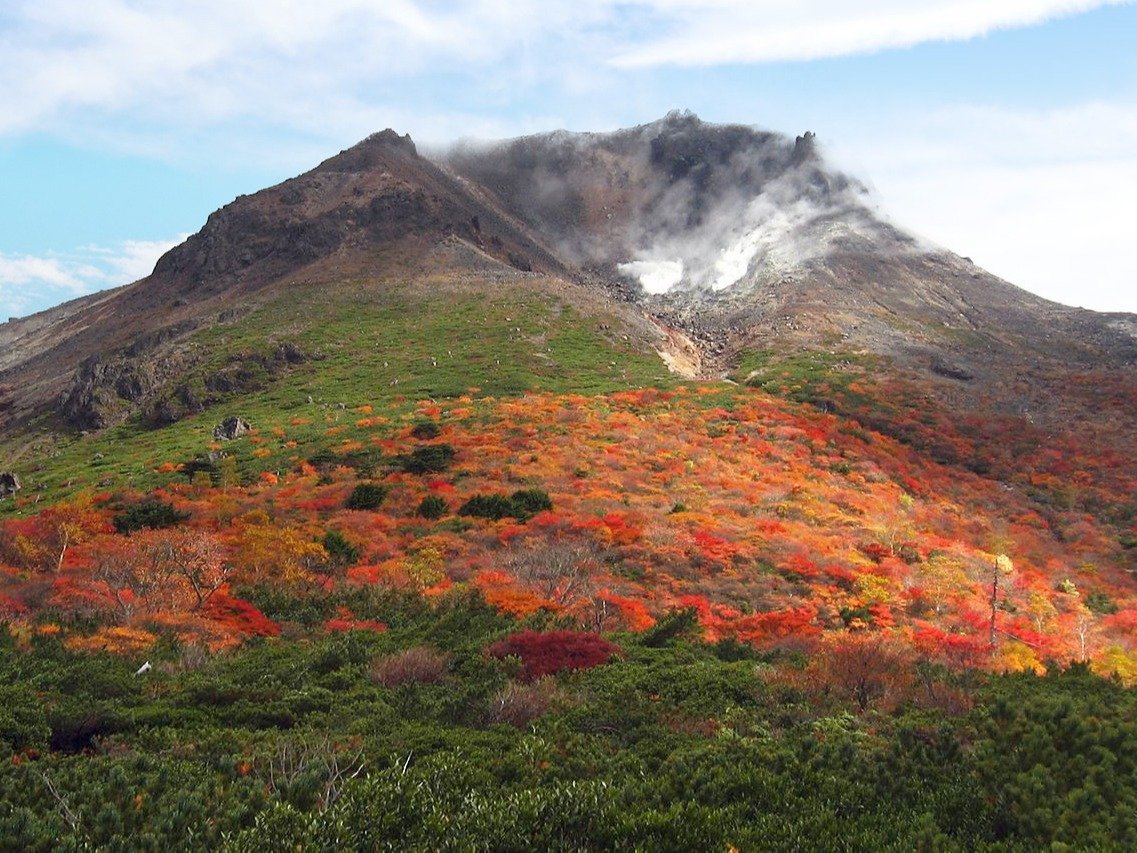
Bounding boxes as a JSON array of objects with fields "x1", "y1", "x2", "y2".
[{"x1": 2, "y1": 114, "x2": 1137, "y2": 847}]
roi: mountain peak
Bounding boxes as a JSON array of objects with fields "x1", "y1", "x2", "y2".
[
  {"x1": 4, "y1": 115, "x2": 1136, "y2": 442},
  {"x1": 314, "y1": 129, "x2": 418, "y2": 173}
]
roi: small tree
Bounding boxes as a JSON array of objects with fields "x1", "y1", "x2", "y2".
[
  {"x1": 416, "y1": 495, "x2": 448, "y2": 520},
  {"x1": 346, "y1": 483, "x2": 388, "y2": 511},
  {"x1": 20, "y1": 495, "x2": 108, "y2": 573},
  {"x1": 113, "y1": 498, "x2": 189, "y2": 534}
]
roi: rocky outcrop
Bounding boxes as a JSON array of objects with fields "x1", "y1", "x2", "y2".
[
  {"x1": 56, "y1": 320, "x2": 202, "y2": 431},
  {"x1": 0, "y1": 471, "x2": 19, "y2": 498},
  {"x1": 791, "y1": 131, "x2": 817, "y2": 165},
  {"x1": 149, "y1": 127, "x2": 556, "y2": 291},
  {"x1": 213, "y1": 417, "x2": 251, "y2": 440},
  {"x1": 60, "y1": 354, "x2": 160, "y2": 430}
]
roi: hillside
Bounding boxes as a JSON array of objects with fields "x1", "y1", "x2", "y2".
[{"x1": 3, "y1": 114, "x2": 1137, "y2": 848}]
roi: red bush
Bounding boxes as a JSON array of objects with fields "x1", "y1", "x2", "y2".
[
  {"x1": 0, "y1": 593, "x2": 27, "y2": 619},
  {"x1": 487, "y1": 630, "x2": 619, "y2": 681},
  {"x1": 203, "y1": 592, "x2": 281, "y2": 637},
  {"x1": 325, "y1": 607, "x2": 387, "y2": 635}
]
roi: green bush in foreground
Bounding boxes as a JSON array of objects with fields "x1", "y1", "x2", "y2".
[{"x1": 1, "y1": 595, "x2": 1136, "y2": 851}]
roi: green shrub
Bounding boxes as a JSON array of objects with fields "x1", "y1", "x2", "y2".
[
  {"x1": 410, "y1": 421, "x2": 442, "y2": 440},
  {"x1": 508, "y1": 488, "x2": 552, "y2": 519},
  {"x1": 458, "y1": 489, "x2": 552, "y2": 522},
  {"x1": 1086, "y1": 590, "x2": 1119, "y2": 615},
  {"x1": 417, "y1": 495, "x2": 448, "y2": 520},
  {"x1": 458, "y1": 494, "x2": 516, "y2": 521},
  {"x1": 321, "y1": 531, "x2": 360, "y2": 568},
  {"x1": 346, "y1": 483, "x2": 388, "y2": 510},
  {"x1": 400, "y1": 444, "x2": 455, "y2": 474},
  {"x1": 640, "y1": 607, "x2": 700, "y2": 647},
  {"x1": 0, "y1": 684, "x2": 50, "y2": 754},
  {"x1": 182, "y1": 457, "x2": 220, "y2": 484},
  {"x1": 113, "y1": 498, "x2": 190, "y2": 533}
]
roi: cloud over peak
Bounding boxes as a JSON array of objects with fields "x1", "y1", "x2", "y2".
[{"x1": 1, "y1": 1, "x2": 1128, "y2": 140}]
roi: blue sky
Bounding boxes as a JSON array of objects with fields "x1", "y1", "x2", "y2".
[{"x1": 2, "y1": 0, "x2": 1135, "y2": 319}]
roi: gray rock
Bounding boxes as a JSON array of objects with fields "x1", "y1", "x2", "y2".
[
  {"x1": 212, "y1": 416, "x2": 251, "y2": 440},
  {"x1": 0, "y1": 471, "x2": 19, "y2": 498}
]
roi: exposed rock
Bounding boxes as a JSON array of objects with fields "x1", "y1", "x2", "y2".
[
  {"x1": 60, "y1": 355, "x2": 159, "y2": 430},
  {"x1": 213, "y1": 416, "x2": 251, "y2": 440},
  {"x1": 0, "y1": 471, "x2": 19, "y2": 498},
  {"x1": 56, "y1": 320, "x2": 202, "y2": 431},
  {"x1": 205, "y1": 343, "x2": 308, "y2": 394},
  {"x1": 142, "y1": 342, "x2": 307, "y2": 429},
  {"x1": 930, "y1": 358, "x2": 976, "y2": 382},
  {"x1": 791, "y1": 131, "x2": 817, "y2": 165}
]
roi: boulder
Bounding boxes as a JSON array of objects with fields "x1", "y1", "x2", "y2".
[
  {"x1": 212, "y1": 416, "x2": 251, "y2": 441},
  {"x1": 0, "y1": 471, "x2": 20, "y2": 498}
]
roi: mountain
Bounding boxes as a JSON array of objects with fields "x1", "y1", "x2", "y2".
[
  {"x1": 3, "y1": 112, "x2": 1134, "y2": 435},
  {"x1": 4, "y1": 112, "x2": 1137, "y2": 848},
  {"x1": 3, "y1": 111, "x2": 1137, "y2": 631}
]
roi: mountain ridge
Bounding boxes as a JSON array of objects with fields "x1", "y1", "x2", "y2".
[{"x1": 0, "y1": 112, "x2": 1134, "y2": 455}]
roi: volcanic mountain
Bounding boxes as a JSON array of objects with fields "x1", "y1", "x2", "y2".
[
  {"x1": 1, "y1": 111, "x2": 1136, "y2": 515},
  {"x1": 8, "y1": 113, "x2": 1137, "y2": 850}
]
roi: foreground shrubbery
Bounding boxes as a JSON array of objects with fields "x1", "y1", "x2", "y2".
[{"x1": 2, "y1": 588, "x2": 1137, "y2": 850}]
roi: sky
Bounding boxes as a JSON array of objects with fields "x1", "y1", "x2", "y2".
[{"x1": 1, "y1": 0, "x2": 1135, "y2": 320}]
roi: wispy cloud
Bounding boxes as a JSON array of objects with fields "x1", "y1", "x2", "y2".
[
  {"x1": 0, "y1": 236, "x2": 186, "y2": 321},
  {"x1": 1, "y1": 1, "x2": 1128, "y2": 142},
  {"x1": 0, "y1": 1, "x2": 611, "y2": 142},
  {"x1": 609, "y1": 1, "x2": 1132, "y2": 67}
]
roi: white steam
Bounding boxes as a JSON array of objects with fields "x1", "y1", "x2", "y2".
[
  {"x1": 444, "y1": 114, "x2": 903, "y2": 298},
  {"x1": 618, "y1": 167, "x2": 892, "y2": 295},
  {"x1": 617, "y1": 259, "x2": 684, "y2": 293}
]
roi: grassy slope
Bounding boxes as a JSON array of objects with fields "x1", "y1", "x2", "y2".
[{"x1": 2, "y1": 276, "x2": 675, "y2": 511}]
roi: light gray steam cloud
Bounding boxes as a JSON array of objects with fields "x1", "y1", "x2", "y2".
[{"x1": 442, "y1": 113, "x2": 906, "y2": 298}]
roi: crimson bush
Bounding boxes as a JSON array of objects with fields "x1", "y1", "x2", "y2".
[{"x1": 487, "y1": 630, "x2": 619, "y2": 681}]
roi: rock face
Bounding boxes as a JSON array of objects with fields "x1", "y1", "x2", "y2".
[
  {"x1": 149, "y1": 128, "x2": 560, "y2": 292},
  {"x1": 0, "y1": 471, "x2": 20, "y2": 498},
  {"x1": 212, "y1": 417, "x2": 251, "y2": 440},
  {"x1": 60, "y1": 354, "x2": 159, "y2": 431}
]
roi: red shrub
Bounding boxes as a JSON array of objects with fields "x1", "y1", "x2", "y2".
[
  {"x1": 325, "y1": 607, "x2": 387, "y2": 635},
  {"x1": 0, "y1": 593, "x2": 27, "y2": 619},
  {"x1": 487, "y1": 630, "x2": 619, "y2": 681},
  {"x1": 203, "y1": 592, "x2": 281, "y2": 637}
]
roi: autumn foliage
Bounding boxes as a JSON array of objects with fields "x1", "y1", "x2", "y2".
[
  {"x1": 0, "y1": 379, "x2": 1135, "y2": 677},
  {"x1": 487, "y1": 630, "x2": 620, "y2": 681}
]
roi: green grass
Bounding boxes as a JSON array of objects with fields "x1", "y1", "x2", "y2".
[
  {"x1": 1, "y1": 279, "x2": 677, "y2": 509},
  {"x1": 730, "y1": 348, "x2": 878, "y2": 407}
]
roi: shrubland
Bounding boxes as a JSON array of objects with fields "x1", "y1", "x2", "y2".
[{"x1": 2, "y1": 304, "x2": 1137, "y2": 846}]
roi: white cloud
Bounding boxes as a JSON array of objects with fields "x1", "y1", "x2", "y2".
[
  {"x1": 0, "y1": 0, "x2": 613, "y2": 141},
  {"x1": 610, "y1": 1, "x2": 1132, "y2": 67},
  {"x1": 2, "y1": 1, "x2": 1128, "y2": 141},
  {"x1": 0, "y1": 236, "x2": 186, "y2": 321},
  {"x1": 827, "y1": 102, "x2": 1137, "y2": 313}
]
